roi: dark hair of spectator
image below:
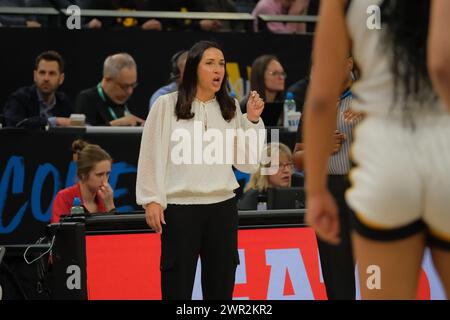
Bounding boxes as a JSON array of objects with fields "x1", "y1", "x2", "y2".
[
  {"x1": 250, "y1": 54, "x2": 284, "y2": 102},
  {"x1": 35, "y1": 50, "x2": 65, "y2": 73}
]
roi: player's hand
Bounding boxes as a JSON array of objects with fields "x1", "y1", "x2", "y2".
[{"x1": 306, "y1": 191, "x2": 341, "y2": 245}]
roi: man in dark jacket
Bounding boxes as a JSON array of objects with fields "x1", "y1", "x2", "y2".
[{"x1": 3, "y1": 50, "x2": 73, "y2": 128}]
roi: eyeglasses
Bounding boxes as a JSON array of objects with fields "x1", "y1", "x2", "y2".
[
  {"x1": 267, "y1": 71, "x2": 287, "y2": 78},
  {"x1": 115, "y1": 81, "x2": 139, "y2": 92},
  {"x1": 278, "y1": 162, "x2": 294, "y2": 170}
]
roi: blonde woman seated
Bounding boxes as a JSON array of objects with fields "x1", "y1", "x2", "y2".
[{"x1": 238, "y1": 142, "x2": 293, "y2": 210}]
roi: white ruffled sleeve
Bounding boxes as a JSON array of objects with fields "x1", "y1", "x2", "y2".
[{"x1": 136, "y1": 95, "x2": 171, "y2": 209}]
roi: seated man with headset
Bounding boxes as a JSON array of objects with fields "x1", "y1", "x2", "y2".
[{"x1": 148, "y1": 50, "x2": 188, "y2": 111}]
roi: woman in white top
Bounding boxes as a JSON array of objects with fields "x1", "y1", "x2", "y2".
[
  {"x1": 303, "y1": 0, "x2": 450, "y2": 299},
  {"x1": 136, "y1": 41, "x2": 265, "y2": 300}
]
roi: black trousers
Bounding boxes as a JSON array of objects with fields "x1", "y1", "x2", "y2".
[
  {"x1": 160, "y1": 197, "x2": 239, "y2": 300},
  {"x1": 316, "y1": 175, "x2": 356, "y2": 300}
]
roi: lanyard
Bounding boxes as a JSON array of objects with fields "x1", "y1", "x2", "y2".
[
  {"x1": 340, "y1": 88, "x2": 352, "y2": 101},
  {"x1": 97, "y1": 83, "x2": 131, "y2": 120}
]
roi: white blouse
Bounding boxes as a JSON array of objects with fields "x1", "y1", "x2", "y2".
[{"x1": 136, "y1": 92, "x2": 265, "y2": 209}]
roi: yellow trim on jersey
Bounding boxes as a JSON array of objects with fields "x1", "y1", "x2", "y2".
[
  {"x1": 348, "y1": 115, "x2": 364, "y2": 167},
  {"x1": 429, "y1": 227, "x2": 450, "y2": 243},
  {"x1": 344, "y1": 119, "x2": 360, "y2": 215},
  {"x1": 346, "y1": 115, "x2": 363, "y2": 194}
]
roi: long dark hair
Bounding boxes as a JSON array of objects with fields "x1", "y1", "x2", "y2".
[
  {"x1": 175, "y1": 41, "x2": 236, "y2": 121},
  {"x1": 35, "y1": 50, "x2": 64, "y2": 73},
  {"x1": 250, "y1": 55, "x2": 284, "y2": 102},
  {"x1": 380, "y1": 0, "x2": 436, "y2": 116}
]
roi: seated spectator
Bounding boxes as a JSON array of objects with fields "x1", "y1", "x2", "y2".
[
  {"x1": 193, "y1": 0, "x2": 245, "y2": 32},
  {"x1": 75, "y1": 53, "x2": 144, "y2": 126},
  {"x1": 252, "y1": 0, "x2": 309, "y2": 33},
  {"x1": 149, "y1": 50, "x2": 188, "y2": 110},
  {"x1": 238, "y1": 142, "x2": 293, "y2": 210},
  {"x1": 87, "y1": 0, "x2": 163, "y2": 30},
  {"x1": 150, "y1": 0, "x2": 244, "y2": 32},
  {"x1": 51, "y1": 139, "x2": 115, "y2": 223},
  {"x1": 79, "y1": 0, "x2": 245, "y2": 32},
  {"x1": 240, "y1": 54, "x2": 286, "y2": 125},
  {"x1": 3, "y1": 50, "x2": 73, "y2": 128},
  {"x1": 0, "y1": 0, "x2": 41, "y2": 27},
  {"x1": 288, "y1": 55, "x2": 353, "y2": 114}
]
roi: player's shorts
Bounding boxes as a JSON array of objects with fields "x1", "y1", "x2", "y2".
[{"x1": 346, "y1": 113, "x2": 450, "y2": 250}]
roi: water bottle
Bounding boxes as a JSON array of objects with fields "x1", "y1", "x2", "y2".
[
  {"x1": 285, "y1": 92, "x2": 296, "y2": 112},
  {"x1": 283, "y1": 92, "x2": 301, "y2": 132},
  {"x1": 257, "y1": 193, "x2": 268, "y2": 211},
  {"x1": 70, "y1": 197, "x2": 84, "y2": 216},
  {"x1": 283, "y1": 92, "x2": 296, "y2": 127}
]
